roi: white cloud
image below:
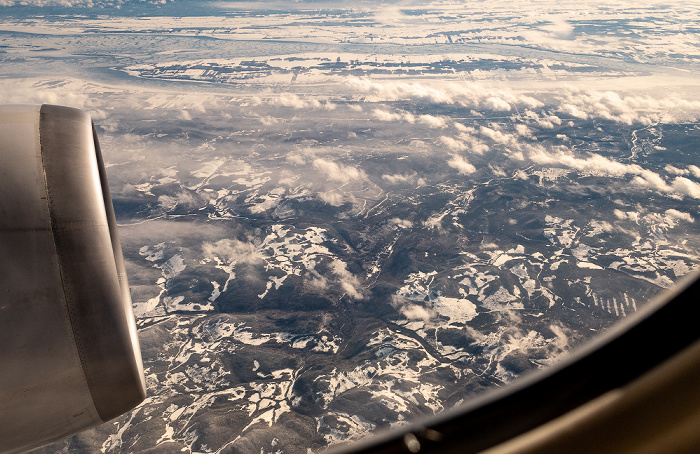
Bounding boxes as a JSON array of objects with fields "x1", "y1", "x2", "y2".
[
  {"x1": 372, "y1": 108, "x2": 416, "y2": 124},
  {"x1": 666, "y1": 165, "x2": 700, "y2": 179},
  {"x1": 448, "y1": 155, "x2": 476, "y2": 175},
  {"x1": 483, "y1": 96, "x2": 511, "y2": 111},
  {"x1": 480, "y1": 126, "x2": 516, "y2": 145},
  {"x1": 515, "y1": 124, "x2": 534, "y2": 138},
  {"x1": 613, "y1": 209, "x2": 628, "y2": 220},
  {"x1": 665, "y1": 209, "x2": 694, "y2": 223},
  {"x1": 401, "y1": 304, "x2": 433, "y2": 321},
  {"x1": 454, "y1": 122, "x2": 470, "y2": 132},
  {"x1": 490, "y1": 165, "x2": 507, "y2": 177},
  {"x1": 390, "y1": 295, "x2": 433, "y2": 321},
  {"x1": 514, "y1": 170, "x2": 529, "y2": 180},
  {"x1": 330, "y1": 259, "x2": 364, "y2": 300},
  {"x1": 530, "y1": 146, "x2": 634, "y2": 175},
  {"x1": 665, "y1": 165, "x2": 687, "y2": 175},
  {"x1": 157, "y1": 191, "x2": 199, "y2": 211},
  {"x1": 0, "y1": 78, "x2": 91, "y2": 110},
  {"x1": 318, "y1": 191, "x2": 345, "y2": 206},
  {"x1": 345, "y1": 77, "x2": 546, "y2": 112},
  {"x1": 388, "y1": 218, "x2": 413, "y2": 229},
  {"x1": 672, "y1": 177, "x2": 700, "y2": 199},
  {"x1": 522, "y1": 110, "x2": 562, "y2": 129},
  {"x1": 519, "y1": 95, "x2": 545, "y2": 109},
  {"x1": 528, "y1": 146, "x2": 700, "y2": 200},
  {"x1": 458, "y1": 133, "x2": 490, "y2": 155},
  {"x1": 382, "y1": 173, "x2": 419, "y2": 185},
  {"x1": 440, "y1": 136, "x2": 467, "y2": 152},
  {"x1": 373, "y1": 108, "x2": 402, "y2": 122},
  {"x1": 543, "y1": 19, "x2": 575, "y2": 39},
  {"x1": 276, "y1": 93, "x2": 322, "y2": 109},
  {"x1": 1, "y1": 0, "x2": 96, "y2": 5},
  {"x1": 257, "y1": 115, "x2": 278, "y2": 126},
  {"x1": 312, "y1": 158, "x2": 365, "y2": 184},
  {"x1": 614, "y1": 209, "x2": 640, "y2": 223},
  {"x1": 347, "y1": 77, "x2": 454, "y2": 104},
  {"x1": 286, "y1": 152, "x2": 307, "y2": 165},
  {"x1": 306, "y1": 271, "x2": 328, "y2": 292},
  {"x1": 587, "y1": 220, "x2": 614, "y2": 235},
  {"x1": 203, "y1": 239, "x2": 263, "y2": 266},
  {"x1": 418, "y1": 114, "x2": 447, "y2": 128},
  {"x1": 556, "y1": 89, "x2": 700, "y2": 125}
]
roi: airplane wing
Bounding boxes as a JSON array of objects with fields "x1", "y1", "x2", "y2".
[{"x1": 0, "y1": 105, "x2": 146, "y2": 454}]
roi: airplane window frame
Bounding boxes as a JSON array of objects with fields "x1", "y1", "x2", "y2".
[{"x1": 331, "y1": 268, "x2": 700, "y2": 453}]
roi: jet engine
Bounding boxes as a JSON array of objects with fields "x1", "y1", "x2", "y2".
[{"x1": 0, "y1": 105, "x2": 146, "y2": 453}]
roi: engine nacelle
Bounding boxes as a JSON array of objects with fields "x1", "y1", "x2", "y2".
[{"x1": 0, "y1": 105, "x2": 146, "y2": 453}]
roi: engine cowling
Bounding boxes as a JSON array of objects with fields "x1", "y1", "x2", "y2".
[{"x1": 0, "y1": 105, "x2": 146, "y2": 453}]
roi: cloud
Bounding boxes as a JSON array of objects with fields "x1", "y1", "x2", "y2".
[
  {"x1": 480, "y1": 126, "x2": 517, "y2": 145},
  {"x1": 317, "y1": 191, "x2": 346, "y2": 206},
  {"x1": 447, "y1": 154, "x2": 476, "y2": 175},
  {"x1": 372, "y1": 108, "x2": 402, "y2": 122},
  {"x1": 527, "y1": 146, "x2": 700, "y2": 199},
  {"x1": 276, "y1": 93, "x2": 324, "y2": 109},
  {"x1": 286, "y1": 152, "x2": 307, "y2": 165},
  {"x1": 418, "y1": 114, "x2": 447, "y2": 128},
  {"x1": 306, "y1": 270, "x2": 329, "y2": 292},
  {"x1": 666, "y1": 164, "x2": 700, "y2": 179},
  {"x1": 490, "y1": 165, "x2": 507, "y2": 177},
  {"x1": 202, "y1": 238, "x2": 263, "y2": 266},
  {"x1": 347, "y1": 77, "x2": 454, "y2": 104},
  {"x1": 459, "y1": 133, "x2": 490, "y2": 155},
  {"x1": 345, "y1": 77, "x2": 545, "y2": 112},
  {"x1": 484, "y1": 96, "x2": 511, "y2": 111},
  {"x1": 515, "y1": 124, "x2": 534, "y2": 138},
  {"x1": 330, "y1": 259, "x2": 364, "y2": 300},
  {"x1": 257, "y1": 115, "x2": 278, "y2": 126},
  {"x1": 443, "y1": 128, "x2": 491, "y2": 155},
  {"x1": 543, "y1": 19, "x2": 575, "y2": 39},
  {"x1": 157, "y1": 191, "x2": 200, "y2": 211},
  {"x1": 0, "y1": 78, "x2": 91, "y2": 110},
  {"x1": 388, "y1": 218, "x2": 413, "y2": 229},
  {"x1": 7, "y1": 0, "x2": 172, "y2": 4},
  {"x1": 672, "y1": 177, "x2": 700, "y2": 199},
  {"x1": 372, "y1": 108, "x2": 419, "y2": 124},
  {"x1": 613, "y1": 209, "x2": 640, "y2": 223},
  {"x1": 440, "y1": 136, "x2": 467, "y2": 152},
  {"x1": 555, "y1": 89, "x2": 700, "y2": 125},
  {"x1": 390, "y1": 295, "x2": 433, "y2": 321},
  {"x1": 522, "y1": 110, "x2": 562, "y2": 129},
  {"x1": 312, "y1": 158, "x2": 365, "y2": 184},
  {"x1": 400, "y1": 304, "x2": 433, "y2": 321},
  {"x1": 143, "y1": 93, "x2": 210, "y2": 114},
  {"x1": 1, "y1": 0, "x2": 95, "y2": 5},
  {"x1": 454, "y1": 122, "x2": 471, "y2": 132},
  {"x1": 119, "y1": 220, "x2": 227, "y2": 244},
  {"x1": 665, "y1": 209, "x2": 694, "y2": 223},
  {"x1": 382, "y1": 173, "x2": 420, "y2": 185}
]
